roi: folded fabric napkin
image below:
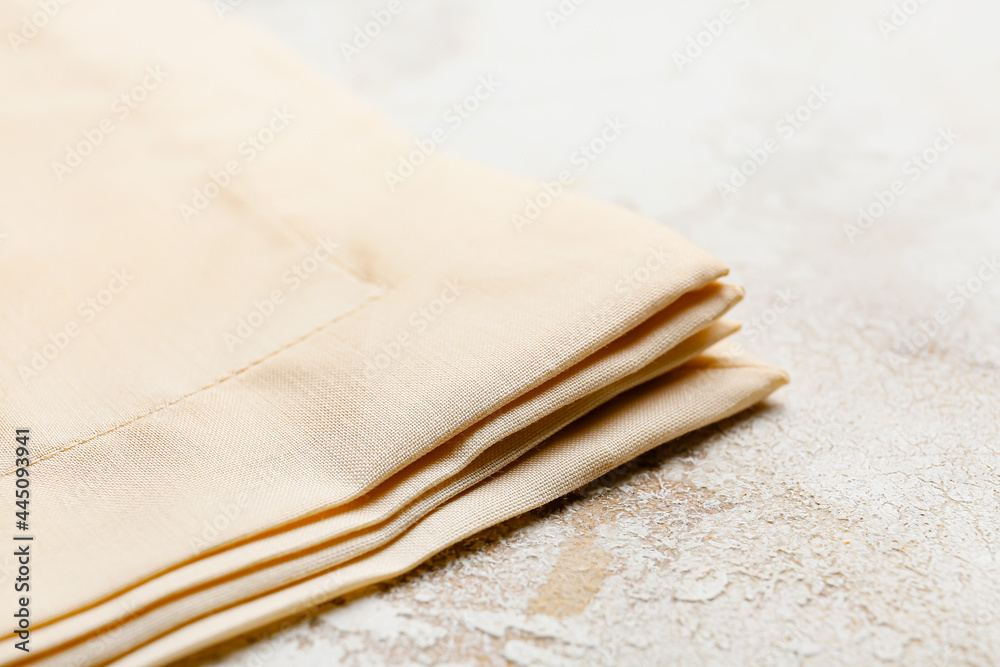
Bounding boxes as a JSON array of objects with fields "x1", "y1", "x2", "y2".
[{"x1": 0, "y1": 0, "x2": 787, "y2": 664}]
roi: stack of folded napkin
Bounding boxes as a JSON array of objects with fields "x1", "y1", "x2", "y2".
[{"x1": 0, "y1": 0, "x2": 787, "y2": 664}]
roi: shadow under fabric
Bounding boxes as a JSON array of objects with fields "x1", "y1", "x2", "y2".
[{"x1": 0, "y1": 0, "x2": 788, "y2": 664}]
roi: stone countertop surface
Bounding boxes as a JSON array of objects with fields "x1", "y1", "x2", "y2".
[{"x1": 185, "y1": 1, "x2": 1000, "y2": 665}]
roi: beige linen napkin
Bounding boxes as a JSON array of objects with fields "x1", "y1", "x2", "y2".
[{"x1": 0, "y1": 0, "x2": 787, "y2": 664}]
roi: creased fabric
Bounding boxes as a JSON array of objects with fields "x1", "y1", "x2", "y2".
[{"x1": 0, "y1": 0, "x2": 788, "y2": 664}]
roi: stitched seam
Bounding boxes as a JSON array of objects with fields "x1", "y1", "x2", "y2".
[{"x1": 5, "y1": 287, "x2": 386, "y2": 476}]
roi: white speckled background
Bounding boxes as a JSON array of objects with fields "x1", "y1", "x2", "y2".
[{"x1": 184, "y1": 1, "x2": 1000, "y2": 664}]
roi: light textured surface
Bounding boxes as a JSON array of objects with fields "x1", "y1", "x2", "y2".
[{"x1": 184, "y1": 1, "x2": 1000, "y2": 665}]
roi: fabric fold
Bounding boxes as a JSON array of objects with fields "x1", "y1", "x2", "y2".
[
  {"x1": 106, "y1": 349, "x2": 787, "y2": 667},
  {"x1": 25, "y1": 316, "x2": 744, "y2": 662}
]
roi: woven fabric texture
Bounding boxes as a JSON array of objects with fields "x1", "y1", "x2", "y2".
[{"x1": 0, "y1": 0, "x2": 787, "y2": 664}]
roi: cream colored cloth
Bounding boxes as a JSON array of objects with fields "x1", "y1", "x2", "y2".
[{"x1": 0, "y1": 0, "x2": 787, "y2": 664}]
